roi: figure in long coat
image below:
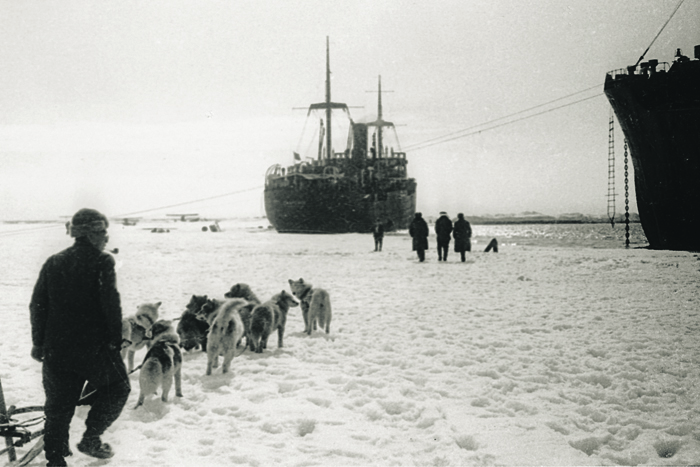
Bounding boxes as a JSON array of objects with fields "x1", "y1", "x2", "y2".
[
  {"x1": 453, "y1": 213, "x2": 472, "y2": 262},
  {"x1": 434, "y1": 211, "x2": 453, "y2": 261},
  {"x1": 409, "y1": 212, "x2": 429, "y2": 262}
]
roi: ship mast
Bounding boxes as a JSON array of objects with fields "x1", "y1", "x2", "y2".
[
  {"x1": 377, "y1": 75, "x2": 383, "y2": 158},
  {"x1": 325, "y1": 36, "x2": 332, "y2": 160},
  {"x1": 307, "y1": 37, "x2": 349, "y2": 161},
  {"x1": 367, "y1": 75, "x2": 394, "y2": 159}
]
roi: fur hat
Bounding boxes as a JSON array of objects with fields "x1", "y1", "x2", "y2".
[
  {"x1": 439, "y1": 211, "x2": 447, "y2": 216},
  {"x1": 458, "y1": 213, "x2": 465, "y2": 219},
  {"x1": 70, "y1": 208, "x2": 109, "y2": 238}
]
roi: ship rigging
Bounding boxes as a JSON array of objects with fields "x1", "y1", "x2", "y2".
[{"x1": 263, "y1": 37, "x2": 416, "y2": 234}]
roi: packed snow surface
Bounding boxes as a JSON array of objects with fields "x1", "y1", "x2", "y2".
[{"x1": 1, "y1": 221, "x2": 698, "y2": 466}]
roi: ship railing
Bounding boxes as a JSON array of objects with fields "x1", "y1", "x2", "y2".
[
  {"x1": 286, "y1": 161, "x2": 313, "y2": 175},
  {"x1": 375, "y1": 149, "x2": 406, "y2": 159},
  {"x1": 322, "y1": 150, "x2": 407, "y2": 161},
  {"x1": 323, "y1": 166, "x2": 341, "y2": 177},
  {"x1": 265, "y1": 164, "x2": 285, "y2": 179},
  {"x1": 374, "y1": 157, "x2": 407, "y2": 168},
  {"x1": 606, "y1": 61, "x2": 670, "y2": 80},
  {"x1": 606, "y1": 68, "x2": 628, "y2": 80},
  {"x1": 329, "y1": 150, "x2": 406, "y2": 161}
]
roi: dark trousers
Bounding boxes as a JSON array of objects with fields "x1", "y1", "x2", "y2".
[
  {"x1": 42, "y1": 348, "x2": 130, "y2": 463},
  {"x1": 374, "y1": 237, "x2": 383, "y2": 251},
  {"x1": 459, "y1": 239, "x2": 472, "y2": 262},
  {"x1": 437, "y1": 240, "x2": 450, "y2": 261},
  {"x1": 416, "y1": 248, "x2": 425, "y2": 262}
]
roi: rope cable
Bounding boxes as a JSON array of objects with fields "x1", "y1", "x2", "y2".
[
  {"x1": 403, "y1": 83, "x2": 602, "y2": 152},
  {"x1": 0, "y1": 186, "x2": 263, "y2": 238},
  {"x1": 408, "y1": 93, "x2": 603, "y2": 152},
  {"x1": 2, "y1": 81, "x2": 634, "y2": 236},
  {"x1": 116, "y1": 186, "x2": 262, "y2": 218},
  {"x1": 304, "y1": 125, "x2": 319, "y2": 158},
  {"x1": 294, "y1": 113, "x2": 311, "y2": 154},
  {"x1": 0, "y1": 223, "x2": 66, "y2": 238},
  {"x1": 634, "y1": 0, "x2": 686, "y2": 67}
]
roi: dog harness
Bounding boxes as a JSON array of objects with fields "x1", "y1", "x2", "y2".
[{"x1": 297, "y1": 286, "x2": 313, "y2": 302}]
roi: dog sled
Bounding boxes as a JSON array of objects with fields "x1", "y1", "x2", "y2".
[
  {"x1": 1, "y1": 357, "x2": 142, "y2": 466},
  {"x1": 0, "y1": 376, "x2": 45, "y2": 467}
]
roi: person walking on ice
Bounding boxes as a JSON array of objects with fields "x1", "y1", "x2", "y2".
[
  {"x1": 434, "y1": 211, "x2": 453, "y2": 261},
  {"x1": 453, "y1": 213, "x2": 472, "y2": 262},
  {"x1": 372, "y1": 218, "x2": 385, "y2": 252},
  {"x1": 409, "y1": 212, "x2": 429, "y2": 262}
]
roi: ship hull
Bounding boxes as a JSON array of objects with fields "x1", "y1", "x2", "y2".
[
  {"x1": 266, "y1": 40, "x2": 417, "y2": 234},
  {"x1": 604, "y1": 60, "x2": 700, "y2": 251},
  {"x1": 265, "y1": 179, "x2": 417, "y2": 233}
]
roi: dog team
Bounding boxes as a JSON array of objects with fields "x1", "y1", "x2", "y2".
[{"x1": 122, "y1": 279, "x2": 331, "y2": 408}]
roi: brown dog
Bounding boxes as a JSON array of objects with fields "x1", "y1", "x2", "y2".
[
  {"x1": 224, "y1": 283, "x2": 261, "y2": 350},
  {"x1": 249, "y1": 291, "x2": 298, "y2": 353},
  {"x1": 176, "y1": 295, "x2": 209, "y2": 351},
  {"x1": 224, "y1": 283, "x2": 260, "y2": 304},
  {"x1": 195, "y1": 298, "x2": 221, "y2": 326}
]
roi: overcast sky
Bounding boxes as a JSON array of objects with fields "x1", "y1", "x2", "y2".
[{"x1": 1, "y1": 0, "x2": 698, "y2": 221}]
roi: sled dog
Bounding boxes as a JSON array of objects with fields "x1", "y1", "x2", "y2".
[
  {"x1": 121, "y1": 301, "x2": 161, "y2": 372},
  {"x1": 288, "y1": 278, "x2": 332, "y2": 335},
  {"x1": 196, "y1": 298, "x2": 222, "y2": 325},
  {"x1": 224, "y1": 283, "x2": 261, "y2": 350},
  {"x1": 176, "y1": 295, "x2": 209, "y2": 351},
  {"x1": 249, "y1": 291, "x2": 298, "y2": 353},
  {"x1": 134, "y1": 319, "x2": 182, "y2": 408},
  {"x1": 224, "y1": 283, "x2": 260, "y2": 304},
  {"x1": 205, "y1": 298, "x2": 248, "y2": 375}
]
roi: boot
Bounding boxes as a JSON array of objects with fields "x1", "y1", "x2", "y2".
[
  {"x1": 45, "y1": 441, "x2": 72, "y2": 466},
  {"x1": 77, "y1": 436, "x2": 114, "y2": 459},
  {"x1": 46, "y1": 457, "x2": 67, "y2": 467}
]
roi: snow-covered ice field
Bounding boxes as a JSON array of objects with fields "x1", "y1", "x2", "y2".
[{"x1": 1, "y1": 220, "x2": 699, "y2": 466}]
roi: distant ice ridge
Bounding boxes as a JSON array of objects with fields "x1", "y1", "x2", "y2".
[{"x1": 429, "y1": 212, "x2": 641, "y2": 225}]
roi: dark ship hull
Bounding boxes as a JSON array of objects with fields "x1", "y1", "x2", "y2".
[
  {"x1": 604, "y1": 47, "x2": 700, "y2": 251},
  {"x1": 265, "y1": 174, "x2": 416, "y2": 233},
  {"x1": 265, "y1": 38, "x2": 416, "y2": 234}
]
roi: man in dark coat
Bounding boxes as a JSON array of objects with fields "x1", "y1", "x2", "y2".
[
  {"x1": 408, "y1": 212, "x2": 429, "y2": 262},
  {"x1": 434, "y1": 211, "x2": 453, "y2": 261},
  {"x1": 372, "y1": 218, "x2": 385, "y2": 252},
  {"x1": 453, "y1": 213, "x2": 473, "y2": 262},
  {"x1": 30, "y1": 208, "x2": 130, "y2": 466}
]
